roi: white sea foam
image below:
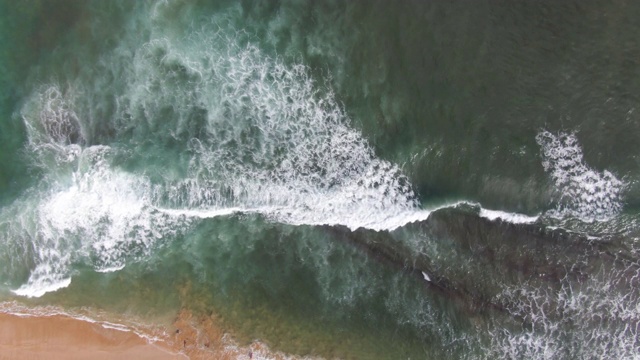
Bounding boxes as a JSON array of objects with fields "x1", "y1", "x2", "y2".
[
  {"x1": 479, "y1": 208, "x2": 539, "y2": 224},
  {"x1": 12, "y1": 277, "x2": 71, "y2": 298},
  {"x1": 6, "y1": 9, "x2": 555, "y2": 299},
  {"x1": 17, "y1": 158, "x2": 187, "y2": 294},
  {"x1": 118, "y1": 26, "x2": 425, "y2": 232},
  {"x1": 156, "y1": 207, "x2": 259, "y2": 219},
  {"x1": 99, "y1": 321, "x2": 133, "y2": 332},
  {"x1": 536, "y1": 131, "x2": 624, "y2": 222},
  {"x1": 94, "y1": 264, "x2": 126, "y2": 273},
  {"x1": 490, "y1": 263, "x2": 640, "y2": 359},
  {"x1": 5, "y1": 100, "x2": 190, "y2": 296}
]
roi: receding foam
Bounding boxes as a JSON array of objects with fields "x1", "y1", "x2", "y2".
[
  {"x1": 491, "y1": 263, "x2": 640, "y2": 359},
  {"x1": 536, "y1": 130, "x2": 624, "y2": 222}
]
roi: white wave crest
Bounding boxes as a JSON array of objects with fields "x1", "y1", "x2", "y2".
[
  {"x1": 479, "y1": 208, "x2": 539, "y2": 224},
  {"x1": 118, "y1": 26, "x2": 423, "y2": 231},
  {"x1": 12, "y1": 277, "x2": 72, "y2": 298}
]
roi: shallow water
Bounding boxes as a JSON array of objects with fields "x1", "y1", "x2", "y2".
[{"x1": 1, "y1": 1, "x2": 640, "y2": 359}]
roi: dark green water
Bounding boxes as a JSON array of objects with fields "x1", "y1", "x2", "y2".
[{"x1": 1, "y1": 1, "x2": 640, "y2": 359}]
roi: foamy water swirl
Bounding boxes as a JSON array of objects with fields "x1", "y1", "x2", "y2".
[{"x1": 536, "y1": 131, "x2": 624, "y2": 222}]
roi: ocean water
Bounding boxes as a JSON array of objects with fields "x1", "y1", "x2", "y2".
[{"x1": 1, "y1": 1, "x2": 640, "y2": 358}]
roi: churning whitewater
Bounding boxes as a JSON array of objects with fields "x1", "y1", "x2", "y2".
[{"x1": 4, "y1": 26, "x2": 436, "y2": 297}]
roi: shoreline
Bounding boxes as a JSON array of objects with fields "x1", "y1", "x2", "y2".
[
  {"x1": 0, "y1": 311, "x2": 184, "y2": 360},
  {"x1": 0, "y1": 302, "x2": 305, "y2": 360}
]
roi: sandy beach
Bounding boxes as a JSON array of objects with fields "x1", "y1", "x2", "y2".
[
  {"x1": 0, "y1": 312, "x2": 185, "y2": 360},
  {"x1": 0, "y1": 304, "x2": 301, "y2": 360}
]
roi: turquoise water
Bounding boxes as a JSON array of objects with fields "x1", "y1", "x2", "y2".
[{"x1": 1, "y1": 1, "x2": 640, "y2": 358}]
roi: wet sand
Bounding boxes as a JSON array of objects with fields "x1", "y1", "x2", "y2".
[
  {"x1": 0, "y1": 312, "x2": 185, "y2": 360},
  {"x1": 0, "y1": 305, "x2": 304, "y2": 360}
]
